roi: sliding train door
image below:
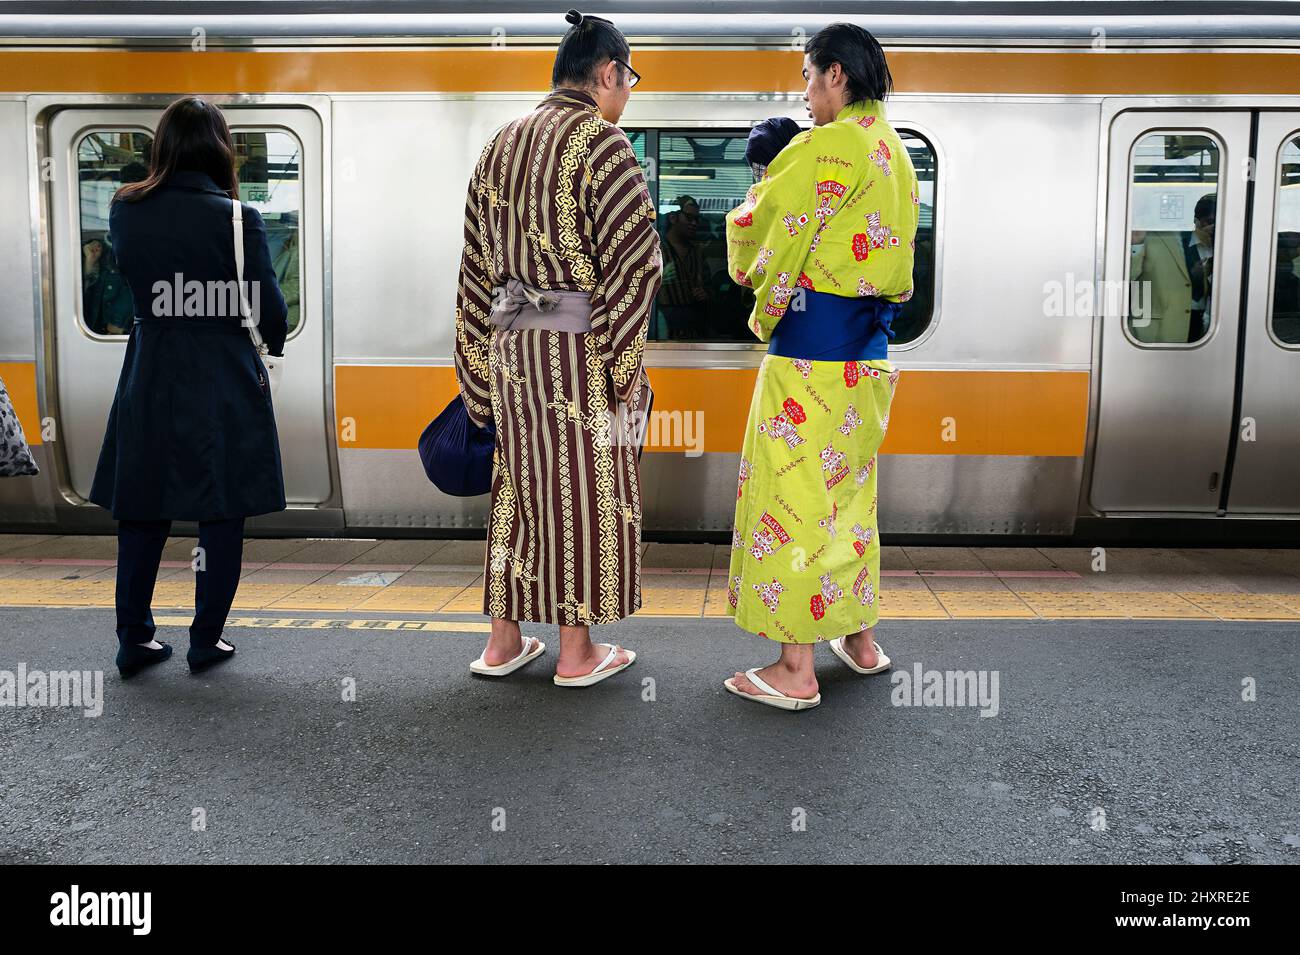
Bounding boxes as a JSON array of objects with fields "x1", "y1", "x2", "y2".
[
  {"x1": 1225, "y1": 112, "x2": 1300, "y2": 513},
  {"x1": 1092, "y1": 108, "x2": 1300, "y2": 517},
  {"x1": 1091, "y1": 110, "x2": 1252, "y2": 513},
  {"x1": 46, "y1": 106, "x2": 330, "y2": 511}
]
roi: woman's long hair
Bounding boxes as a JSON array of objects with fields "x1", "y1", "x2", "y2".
[{"x1": 114, "y1": 96, "x2": 238, "y2": 203}]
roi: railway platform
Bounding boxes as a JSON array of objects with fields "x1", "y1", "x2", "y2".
[{"x1": 1, "y1": 534, "x2": 1297, "y2": 864}]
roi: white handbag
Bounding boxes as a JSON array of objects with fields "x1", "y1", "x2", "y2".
[{"x1": 232, "y1": 199, "x2": 283, "y2": 398}]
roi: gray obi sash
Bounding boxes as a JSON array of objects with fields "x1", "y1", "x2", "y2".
[{"x1": 488, "y1": 278, "x2": 594, "y2": 333}]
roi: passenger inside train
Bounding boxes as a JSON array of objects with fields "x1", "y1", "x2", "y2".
[
  {"x1": 1129, "y1": 191, "x2": 1216, "y2": 344},
  {"x1": 80, "y1": 236, "x2": 133, "y2": 335},
  {"x1": 658, "y1": 195, "x2": 711, "y2": 339},
  {"x1": 1275, "y1": 230, "x2": 1300, "y2": 343}
]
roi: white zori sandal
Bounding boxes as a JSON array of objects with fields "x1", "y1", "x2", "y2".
[
  {"x1": 470, "y1": 635, "x2": 546, "y2": 677},
  {"x1": 828, "y1": 636, "x2": 892, "y2": 675},
  {"x1": 553, "y1": 643, "x2": 637, "y2": 688},
  {"x1": 724, "y1": 669, "x2": 822, "y2": 711}
]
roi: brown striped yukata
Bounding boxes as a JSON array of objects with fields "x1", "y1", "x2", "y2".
[{"x1": 453, "y1": 88, "x2": 662, "y2": 627}]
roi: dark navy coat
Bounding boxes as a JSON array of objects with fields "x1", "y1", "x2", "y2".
[{"x1": 89, "y1": 170, "x2": 289, "y2": 522}]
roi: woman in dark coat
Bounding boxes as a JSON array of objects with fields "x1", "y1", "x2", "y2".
[{"x1": 89, "y1": 96, "x2": 288, "y2": 678}]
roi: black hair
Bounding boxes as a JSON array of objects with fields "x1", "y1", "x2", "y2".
[
  {"x1": 552, "y1": 8, "x2": 631, "y2": 89},
  {"x1": 805, "y1": 22, "x2": 893, "y2": 104},
  {"x1": 744, "y1": 116, "x2": 802, "y2": 168},
  {"x1": 115, "y1": 96, "x2": 238, "y2": 203},
  {"x1": 666, "y1": 197, "x2": 699, "y2": 229},
  {"x1": 1195, "y1": 193, "x2": 1217, "y2": 221}
]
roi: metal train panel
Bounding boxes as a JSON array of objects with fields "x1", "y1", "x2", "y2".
[{"x1": 0, "y1": 9, "x2": 1298, "y2": 537}]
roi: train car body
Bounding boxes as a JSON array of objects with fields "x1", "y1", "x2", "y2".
[{"x1": 1, "y1": 1, "x2": 1299, "y2": 540}]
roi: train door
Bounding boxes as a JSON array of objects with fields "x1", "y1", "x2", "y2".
[
  {"x1": 1224, "y1": 113, "x2": 1300, "y2": 513},
  {"x1": 47, "y1": 106, "x2": 330, "y2": 508},
  {"x1": 1091, "y1": 110, "x2": 1252, "y2": 513}
]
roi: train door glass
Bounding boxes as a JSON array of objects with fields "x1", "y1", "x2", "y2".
[
  {"x1": 1091, "y1": 111, "x2": 1251, "y2": 512},
  {"x1": 892, "y1": 130, "x2": 938, "y2": 346},
  {"x1": 234, "y1": 129, "x2": 303, "y2": 335},
  {"x1": 49, "y1": 107, "x2": 330, "y2": 508},
  {"x1": 1268, "y1": 132, "x2": 1300, "y2": 344},
  {"x1": 1225, "y1": 116, "x2": 1300, "y2": 513},
  {"x1": 1125, "y1": 134, "x2": 1220, "y2": 346},
  {"x1": 75, "y1": 129, "x2": 151, "y2": 337},
  {"x1": 73, "y1": 129, "x2": 305, "y2": 338}
]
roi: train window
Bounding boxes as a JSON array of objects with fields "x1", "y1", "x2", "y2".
[
  {"x1": 76, "y1": 129, "x2": 153, "y2": 336},
  {"x1": 628, "y1": 126, "x2": 937, "y2": 345},
  {"x1": 1126, "y1": 133, "x2": 1221, "y2": 346},
  {"x1": 892, "y1": 130, "x2": 937, "y2": 346},
  {"x1": 628, "y1": 129, "x2": 649, "y2": 172},
  {"x1": 233, "y1": 128, "x2": 303, "y2": 336},
  {"x1": 75, "y1": 127, "x2": 303, "y2": 338},
  {"x1": 1270, "y1": 132, "x2": 1300, "y2": 345},
  {"x1": 653, "y1": 132, "x2": 754, "y2": 341}
]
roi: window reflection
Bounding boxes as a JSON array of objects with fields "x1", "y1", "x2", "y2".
[
  {"x1": 659, "y1": 193, "x2": 717, "y2": 338},
  {"x1": 77, "y1": 127, "x2": 303, "y2": 338},
  {"x1": 1272, "y1": 134, "x2": 1300, "y2": 344},
  {"x1": 1127, "y1": 133, "x2": 1219, "y2": 345},
  {"x1": 655, "y1": 134, "x2": 755, "y2": 341},
  {"x1": 628, "y1": 126, "x2": 937, "y2": 345},
  {"x1": 77, "y1": 130, "x2": 152, "y2": 335},
  {"x1": 234, "y1": 129, "x2": 303, "y2": 334},
  {"x1": 892, "y1": 131, "x2": 936, "y2": 346}
]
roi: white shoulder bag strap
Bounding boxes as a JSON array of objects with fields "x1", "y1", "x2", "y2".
[{"x1": 231, "y1": 198, "x2": 282, "y2": 397}]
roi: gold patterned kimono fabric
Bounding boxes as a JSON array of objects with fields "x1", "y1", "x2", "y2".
[{"x1": 453, "y1": 87, "x2": 663, "y2": 627}]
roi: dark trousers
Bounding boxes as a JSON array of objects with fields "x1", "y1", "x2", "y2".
[{"x1": 116, "y1": 517, "x2": 245, "y2": 648}]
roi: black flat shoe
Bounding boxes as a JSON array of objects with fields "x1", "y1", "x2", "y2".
[
  {"x1": 187, "y1": 642, "x2": 236, "y2": 674},
  {"x1": 116, "y1": 641, "x2": 173, "y2": 679}
]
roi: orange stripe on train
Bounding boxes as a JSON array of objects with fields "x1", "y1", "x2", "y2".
[
  {"x1": 3, "y1": 49, "x2": 1300, "y2": 95},
  {"x1": 333, "y1": 365, "x2": 1089, "y2": 456},
  {"x1": 0, "y1": 362, "x2": 41, "y2": 446}
]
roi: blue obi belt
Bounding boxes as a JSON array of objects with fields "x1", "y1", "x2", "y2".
[{"x1": 767, "y1": 289, "x2": 900, "y2": 361}]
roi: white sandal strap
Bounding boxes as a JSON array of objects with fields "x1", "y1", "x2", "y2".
[
  {"x1": 506, "y1": 636, "x2": 534, "y2": 665},
  {"x1": 591, "y1": 644, "x2": 620, "y2": 675},
  {"x1": 743, "y1": 668, "x2": 786, "y2": 698}
]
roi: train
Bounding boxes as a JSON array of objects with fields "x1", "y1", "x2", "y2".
[{"x1": 2, "y1": 1, "x2": 1299, "y2": 542}]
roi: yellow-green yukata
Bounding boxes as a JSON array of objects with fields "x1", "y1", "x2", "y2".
[{"x1": 723, "y1": 99, "x2": 919, "y2": 644}]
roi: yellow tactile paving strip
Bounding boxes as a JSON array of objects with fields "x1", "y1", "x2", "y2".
[
  {"x1": 153, "y1": 615, "x2": 490, "y2": 633},
  {"x1": 1177, "y1": 592, "x2": 1300, "y2": 620},
  {"x1": 353, "y1": 586, "x2": 467, "y2": 612},
  {"x1": 641, "y1": 569, "x2": 710, "y2": 616},
  {"x1": 928, "y1": 590, "x2": 1038, "y2": 618},
  {"x1": 5, "y1": 577, "x2": 1300, "y2": 621},
  {"x1": 1085, "y1": 591, "x2": 1216, "y2": 619},
  {"x1": 3, "y1": 539, "x2": 1300, "y2": 622},
  {"x1": 878, "y1": 590, "x2": 950, "y2": 619}
]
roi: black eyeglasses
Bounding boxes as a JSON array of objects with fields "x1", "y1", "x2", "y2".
[
  {"x1": 573, "y1": 12, "x2": 639, "y2": 88},
  {"x1": 613, "y1": 57, "x2": 641, "y2": 89}
]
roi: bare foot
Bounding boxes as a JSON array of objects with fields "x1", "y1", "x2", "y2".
[
  {"x1": 841, "y1": 630, "x2": 881, "y2": 669},
  {"x1": 555, "y1": 642, "x2": 632, "y2": 679},
  {"x1": 481, "y1": 620, "x2": 524, "y2": 667},
  {"x1": 729, "y1": 663, "x2": 819, "y2": 701}
]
